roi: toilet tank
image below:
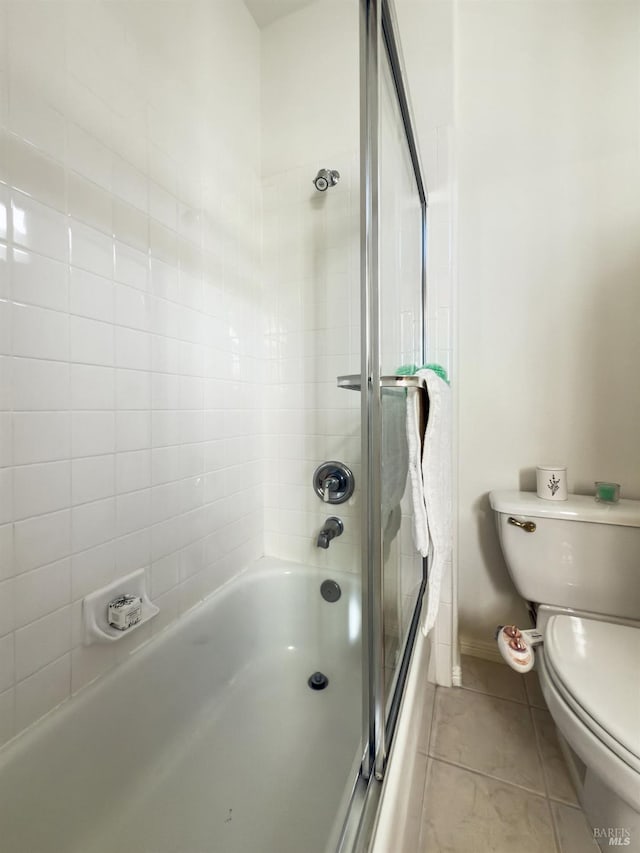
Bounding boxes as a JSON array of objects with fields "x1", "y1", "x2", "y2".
[{"x1": 489, "y1": 491, "x2": 640, "y2": 621}]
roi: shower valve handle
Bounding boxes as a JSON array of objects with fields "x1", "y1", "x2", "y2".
[
  {"x1": 312, "y1": 462, "x2": 355, "y2": 505},
  {"x1": 322, "y1": 476, "x2": 340, "y2": 502}
]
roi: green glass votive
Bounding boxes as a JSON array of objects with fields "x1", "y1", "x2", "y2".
[{"x1": 595, "y1": 482, "x2": 620, "y2": 503}]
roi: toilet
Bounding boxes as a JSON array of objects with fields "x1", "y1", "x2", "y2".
[{"x1": 489, "y1": 490, "x2": 640, "y2": 852}]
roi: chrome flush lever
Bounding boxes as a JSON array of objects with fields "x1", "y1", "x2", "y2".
[{"x1": 508, "y1": 516, "x2": 537, "y2": 533}]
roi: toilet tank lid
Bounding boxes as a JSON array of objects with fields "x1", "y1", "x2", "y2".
[{"x1": 489, "y1": 490, "x2": 640, "y2": 527}]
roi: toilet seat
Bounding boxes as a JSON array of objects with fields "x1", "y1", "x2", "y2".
[
  {"x1": 539, "y1": 616, "x2": 640, "y2": 812},
  {"x1": 545, "y1": 615, "x2": 640, "y2": 768},
  {"x1": 545, "y1": 653, "x2": 640, "y2": 774}
]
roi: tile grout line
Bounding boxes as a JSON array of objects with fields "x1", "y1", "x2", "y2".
[
  {"x1": 451, "y1": 663, "x2": 596, "y2": 848},
  {"x1": 430, "y1": 682, "x2": 551, "y2": 798},
  {"x1": 528, "y1": 694, "x2": 564, "y2": 853},
  {"x1": 425, "y1": 752, "x2": 550, "y2": 800},
  {"x1": 457, "y1": 682, "x2": 529, "y2": 706},
  {"x1": 429, "y1": 677, "x2": 550, "y2": 798},
  {"x1": 458, "y1": 663, "x2": 573, "y2": 852},
  {"x1": 428, "y1": 755, "x2": 548, "y2": 800},
  {"x1": 549, "y1": 793, "x2": 586, "y2": 809},
  {"x1": 415, "y1": 755, "x2": 431, "y2": 853},
  {"x1": 529, "y1": 702, "x2": 552, "y2": 799},
  {"x1": 425, "y1": 755, "x2": 568, "y2": 853},
  {"x1": 425, "y1": 685, "x2": 440, "y2": 759}
]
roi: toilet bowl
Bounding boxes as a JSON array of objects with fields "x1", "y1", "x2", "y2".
[
  {"x1": 537, "y1": 615, "x2": 640, "y2": 851},
  {"x1": 489, "y1": 490, "x2": 640, "y2": 851}
]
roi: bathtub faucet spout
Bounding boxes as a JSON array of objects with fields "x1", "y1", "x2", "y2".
[{"x1": 316, "y1": 516, "x2": 344, "y2": 549}]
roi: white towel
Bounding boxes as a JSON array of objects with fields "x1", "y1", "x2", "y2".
[
  {"x1": 405, "y1": 386, "x2": 430, "y2": 557},
  {"x1": 417, "y1": 369, "x2": 452, "y2": 637}
]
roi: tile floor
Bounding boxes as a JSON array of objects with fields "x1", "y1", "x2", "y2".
[{"x1": 406, "y1": 655, "x2": 600, "y2": 852}]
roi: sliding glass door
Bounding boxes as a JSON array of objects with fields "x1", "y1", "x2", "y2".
[
  {"x1": 378, "y1": 21, "x2": 425, "y2": 723},
  {"x1": 360, "y1": 0, "x2": 427, "y2": 783},
  {"x1": 336, "y1": 2, "x2": 426, "y2": 847}
]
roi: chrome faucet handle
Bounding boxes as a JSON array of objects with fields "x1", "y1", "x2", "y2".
[
  {"x1": 312, "y1": 462, "x2": 355, "y2": 505},
  {"x1": 322, "y1": 476, "x2": 340, "y2": 502}
]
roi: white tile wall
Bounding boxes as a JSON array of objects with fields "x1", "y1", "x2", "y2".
[
  {"x1": 260, "y1": 6, "x2": 362, "y2": 574},
  {"x1": 0, "y1": 0, "x2": 263, "y2": 745},
  {"x1": 260, "y1": 1, "x2": 441, "y2": 682},
  {"x1": 0, "y1": 0, "x2": 461, "y2": 747},
  {"x1": 261, "y1": 156, "x2": 362, "y2": 576}
]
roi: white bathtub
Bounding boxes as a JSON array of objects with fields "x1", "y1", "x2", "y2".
[{"x1": 0, "y1": 557, "x2": 362, "y2": 853}]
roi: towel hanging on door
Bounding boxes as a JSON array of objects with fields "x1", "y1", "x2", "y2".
[
  {"x1": 405, "y1": 384, "x2": 430, "y2": 557},
  {"x1": 418, "y1": 369, "x2": 452, "y2": 637}
]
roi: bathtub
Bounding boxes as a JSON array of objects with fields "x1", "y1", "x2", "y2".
[{"x1": 0, "y1": 557, "x2": 362, "y2": 853}]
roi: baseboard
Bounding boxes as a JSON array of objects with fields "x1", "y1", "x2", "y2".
[{"x1": 459, "y1": 637, "x2": 504, "y2": 664}]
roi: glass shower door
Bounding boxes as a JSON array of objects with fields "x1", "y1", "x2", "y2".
[
  {"x1": 335, "y1": 1, "x2": 427, "y2": 846},
  {"x1": 378, "y1": 16, "x2": 425, "y2": 720},
  {"x1": 359, "y1": 0, "x2": 427, "y2": 784}
]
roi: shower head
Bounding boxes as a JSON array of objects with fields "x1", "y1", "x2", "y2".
[{"x1": 313, "y1": 169, "x2": 340, "y2": 192}]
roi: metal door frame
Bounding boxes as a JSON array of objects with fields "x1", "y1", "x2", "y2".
[
  {"x1": 360, "y1": 0, "x2": 428, "y2": 784},
  {"x1": 336, "y1": 1, "x2": 428, "y2": 849}
]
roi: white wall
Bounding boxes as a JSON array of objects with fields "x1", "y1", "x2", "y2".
[
  {"x1": 396, "y1": 0, "x2": 455, "y2": 381},
  {"x1": 261, "y1": 1, "x2": 359, "y2": 179},
  {"x1": 396, "y1": 0, "x2": 457, "y2": 681},
  {"x1": 456, "y1": 0, "x2": 640, "y2": 653},
  {"x1": 0, "y1": 0, "x2": 264, "y2": 744},
  {"x1": 398, "y1": 0, "x2": 640, "y2": 663},
  {"x1": 261, "y1": 2, "x2": 363, "y2": 573}
]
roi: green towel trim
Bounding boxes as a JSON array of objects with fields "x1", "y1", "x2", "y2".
[{"x1": 395, "y1": 363, "x2": 450, "y2": 384}]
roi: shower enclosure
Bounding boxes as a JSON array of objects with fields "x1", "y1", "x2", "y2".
[
  {"x1": 265, "y1": 1, "x2": 428, "y2": 842},
  {"x1": 0, "y1": 0, "x2": 428, "y2": 849},
  {"x1": 333, "y1": 0, "x2": 428, "y2": 846}
]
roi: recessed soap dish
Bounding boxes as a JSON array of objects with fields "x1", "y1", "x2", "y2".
[{"x1": 82, "y1": 568, "x2": 159, "y2": 645}]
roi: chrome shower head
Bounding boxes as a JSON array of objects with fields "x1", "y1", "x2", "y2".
[{"x1": 313, "y1": 169, "x2": 340, "y2": 192}]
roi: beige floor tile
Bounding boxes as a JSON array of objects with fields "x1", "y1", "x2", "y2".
[
  {"x1": 430, "y1": 687, "x2": 545, "y2": 794},
  {"x1": 418, "y1": 759, "x2": 557, "y2": 853},
  {"x1": 461, "y1": 654, "x2": 527, "y2": 704},
  {"x1": 524, "y1": 668, "x2": 547, "y2": 708},
  {"x1": 532, "y1": 707, "x2": 579, "y2": 806},
  {"x1": 551, "y1": 801, "x2": 599, "y2": 852}
]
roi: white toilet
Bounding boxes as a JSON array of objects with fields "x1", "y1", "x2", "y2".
[{"x1": 489, "y1": 490, "x2": 640, "y2": 852}]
